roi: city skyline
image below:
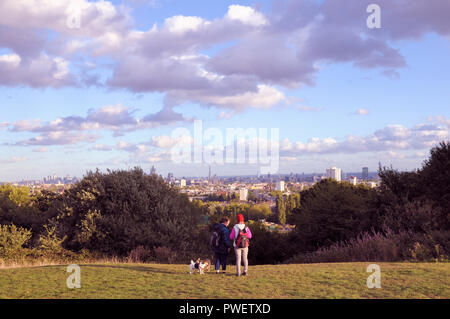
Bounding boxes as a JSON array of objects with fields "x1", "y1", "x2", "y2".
[
  {"x1": 2, "y1": 165, "x2": 386, "y2": 184},
  {"x1": 1, "y1": 0, "x2": 449, "y2": 180}
]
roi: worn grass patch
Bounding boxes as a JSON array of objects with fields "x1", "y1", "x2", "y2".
[{"x1": 0, "y1": 262, "x2": 448, "y2": 299}]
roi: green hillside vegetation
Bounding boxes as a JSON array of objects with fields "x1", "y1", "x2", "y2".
[{"x1": 0, "y1": 142, "x2": 449, "y2": 266}]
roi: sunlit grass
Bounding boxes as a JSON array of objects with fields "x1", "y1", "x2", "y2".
[{"x1": 0, "y1": 262, "x2": 448, "y2": 299}]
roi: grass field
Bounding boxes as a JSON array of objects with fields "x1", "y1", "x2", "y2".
[{"x1": 0, "y1": 262, "x2": 448, "y2": 299}]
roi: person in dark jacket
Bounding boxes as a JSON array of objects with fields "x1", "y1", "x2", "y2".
[{"x1": 212, "y1": 217, "x2": 231, "y2": 274}]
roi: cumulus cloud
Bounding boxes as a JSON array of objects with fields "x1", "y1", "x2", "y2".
[
  {"x1": 150, "y1": 135, "x2": 193, "y2": 149},
  {"x1": 7, "y1": 104, "x2": 188, "y2": 139},
  {"x1": 14, "y1": 131, "x2": 99, "y2": 146},
  {"x1": 1, "y1": 0, "x2": 450, "y2": 114},
  {"x1": 225, "y1": 5, "x2": 268, "y2": 27},
  {"x1": 278, "y1": 121, "x2": 448, "y2": 157},
  {"x1": 0, "y1": 53, "x2": 75, "y2": 87},
  {"x1": 164, "y1": 16, "x2": 211, "y2": 34},
  {"x1": 81, "y1": 117, "x2": 448, "y2": 167}
]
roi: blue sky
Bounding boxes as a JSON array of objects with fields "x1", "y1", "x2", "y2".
[{"x1": 0, "y1": 0, "x2": 449, "y2": 180}]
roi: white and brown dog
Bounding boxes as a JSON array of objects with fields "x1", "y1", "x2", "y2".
[{"x1": 189, "y1": 258, "x2": 211, "y2": 274}]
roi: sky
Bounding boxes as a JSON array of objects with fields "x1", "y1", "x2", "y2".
[{"x1": 0, "y1": 0, "x2": 449, "y2": 181}]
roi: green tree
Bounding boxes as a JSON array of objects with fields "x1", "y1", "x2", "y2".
[
  {"x1": 377, "y1": 141, "x2": 450, "y2": 231},
  {"x1": 0, "y1": 184, "x2": 33, "y2": 207},
  {"x1": 290, "y1": 179, "x2": 377, "y2": 252},
  {"x1": 276, "y1": 194, "x2": 286, "y2": 225},
  {"x1": 0, "y1": 224, "x2": 32, "y2": 261},
  {"x1": 51, "y1": 168, "x2": 202, "y2": 257},
  {"x1": 419, "y1": 141, "x2": 450, "y2": 210},
  {"x1": 286, "y1": 193, "x2": 300, "y2": 223}
]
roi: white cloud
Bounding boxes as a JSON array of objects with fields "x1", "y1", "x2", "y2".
[
  {"x1": 187, "y1": 84, "x2": 285, "y2": 111},
  {"x1": 164, "y1": 15, "x2": 210, "y2": 34},
  {"x1": 0, "y1": 53, "x2": 21, "y2": 67},
  {"x1": 226, "y1": 5, "x2": 268, "y2": 27},
  {"x1": 150, "y1": 135, "x2": 193, "y2": 149},
  {"x1": 356, "y1": 108, "x2": 369, "y2": 115}
]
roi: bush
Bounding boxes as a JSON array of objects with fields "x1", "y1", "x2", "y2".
[
  {"x1": 127, "y1": 245, "x2": 152, "y2": 263},
  {"x1": 285, "y1": 229, "x2": 450, "y2": 263},
  {"x1": 31, "y1": 225, "x2": 80, "y2": 262},
  {"x1": 244, "y1": 221, "x2": 290, "y2": 265},
  {"x1": 290, "y1": 180, "x2": 377, "y2": 253},
  {"x1": 153, "y1": 246, "x2": 179, "y2": 264},
  {"x1": 0, "y1": 224, "x2": 32, "y2": 262},
  {"x1": 51, "y1": 168, "x2": 202, "y2": 257},
  {"x1": 379, "y1": 200, "x2": 444, "y2": 233}
]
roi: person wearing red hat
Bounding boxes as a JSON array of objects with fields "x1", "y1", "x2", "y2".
[{"x1": 229, "y1": 213, "x2": 252, "y2": 276}]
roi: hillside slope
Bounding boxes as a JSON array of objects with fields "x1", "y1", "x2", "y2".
[{"x1": 0, "y1": 262, "x2": 448, "y2": 299}]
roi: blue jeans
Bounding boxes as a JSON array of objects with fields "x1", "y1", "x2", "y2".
[{"x1": 214, "y1": 252, "x2": 228, "y2": 271}]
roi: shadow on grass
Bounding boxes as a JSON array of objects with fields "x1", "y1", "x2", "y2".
[{"x1": 80, "y1": 264, "x2": 179, "y2": 275}]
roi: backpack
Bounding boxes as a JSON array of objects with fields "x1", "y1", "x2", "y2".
[
  {"x1": 236, "y1": 227, "x2": 249, "y2": 248},
  {"x1": 210, "y1": 227, "x2": 222, "y2": 249}
]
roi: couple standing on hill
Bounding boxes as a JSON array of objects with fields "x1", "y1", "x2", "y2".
[{"x1": 212, "y1": 214, "x2": 252, "y2": 277}]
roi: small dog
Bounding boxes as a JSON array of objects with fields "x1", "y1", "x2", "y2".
[{"x1": 189, "y1": 258, "x2": 211, "y2": 274}]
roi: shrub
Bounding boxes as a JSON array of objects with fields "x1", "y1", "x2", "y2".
[
  {"x1": 153, "y1": 246, "x2": 179, "y2": 264},
  {"x1": 127, "y1": 245, "x2": 152, "y2": 263},
  {"x1": 290, "y1": 180, "x2": 377, "y2": 253},
  {"x1": 243, "y1": 221, "x2": 290, "y2": 265},
  {"x1": 51, "y1": 168, "x2": 202, "y2": 257},
  {"x1": 0, "y1": 224, "x2": 32, "y2": 262},
  {"x1": 31, "y1": 225, "x2": 80, "y2": 262},
  {"x1": 285, "y1": 229, "x2": 450, "y2": 263}
]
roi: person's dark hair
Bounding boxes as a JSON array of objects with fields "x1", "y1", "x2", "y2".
[{"x1": 220, "y1": 217, "x2": 229, "y2": 223}]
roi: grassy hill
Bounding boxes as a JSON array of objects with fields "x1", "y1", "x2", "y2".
[{"x1": 0, "y1": 262, "x2": 448, "y2": 299}]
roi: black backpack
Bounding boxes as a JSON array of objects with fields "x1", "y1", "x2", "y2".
[{"x1": 210, "y1": 227, "x2": 222, "y2": 249}]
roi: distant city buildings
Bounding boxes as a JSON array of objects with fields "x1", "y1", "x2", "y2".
[
  {"x1": 349, "y1": 176, "x2": 357, "y2": 185},
  {"x1": 367, "y1": 181, "x2": 377, "y2": 188},
  {"x1": 180, "y1": 179, "x2": 186, "y2": 188}
]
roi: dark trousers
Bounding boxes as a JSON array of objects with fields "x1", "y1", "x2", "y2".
[{"x1": 214, "y1": 252, "x2": 228, "y2": 271}]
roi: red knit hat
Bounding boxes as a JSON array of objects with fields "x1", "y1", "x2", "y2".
[{"x1": 237, "y1": 214, "x2": 244, "y2": 223}]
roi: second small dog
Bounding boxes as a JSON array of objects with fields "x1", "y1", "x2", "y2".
[{"x1": 189, "y1": 258, "x2": 211, "y2": 274}]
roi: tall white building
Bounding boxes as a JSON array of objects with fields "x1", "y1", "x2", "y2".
[
  {"x1": 326, "y1": 167, "x2": 342, "y2": 181},
  {"x1": 276, "y1": 180, "x2": 285, "y2": 192},
  {"x1": 180, "y1": 179, "x2": 186, "y2": 188},
  {"x1": 239, "y1": 188, "x2": 248, "y2": 201},
  {"x1": 349, "y1": 176, "x2": 357, "y2": 185}
]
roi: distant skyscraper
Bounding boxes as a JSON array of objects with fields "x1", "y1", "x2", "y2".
[
  {"x1": 239, "y1": 188, "x2": 248, "y2": 201},
  {"x1": 276, "y1": 180, "x2": 285, "y2": 192},
  {"x1": 326, "y1": 167, "x2": 341, "y2": 181},
  {"x1": 180, "y1": 179, "x2": 186, "y2": 188},
  {"x1": 150, "y1": 165, "x2": 156, "y2": 175},
  {"x1": 208, "y1": 165, "x2": 211, "y2": 181},
  {"x1": 362, "y1": 167, "x2": 369, "y2": 181}
]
